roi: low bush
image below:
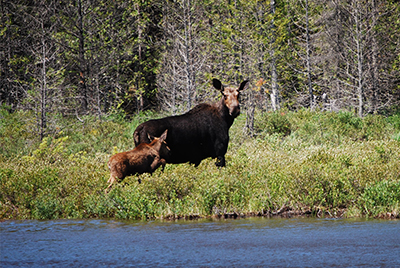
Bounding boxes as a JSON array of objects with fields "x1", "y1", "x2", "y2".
[
  {"x1": 254, "y1": 110, "x2": 292, "y2": 137},
  {"x1": 360, "y1": 180, "x2": 400, "y2": 218},
  {"x1": 1, "y1": 108, "x2": 399, "y2": 220}
]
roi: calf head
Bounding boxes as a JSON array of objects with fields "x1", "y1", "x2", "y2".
[
  {"x1": 213, "y1": 78, "x2": 249, "y2": 118},
  {"x1": 148, "y1": 129, "x2": 170, "y2": 159}
]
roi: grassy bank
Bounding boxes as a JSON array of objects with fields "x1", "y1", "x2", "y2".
[{"x1": 1, "y1": 108, "x2": 399, "y2": 220}]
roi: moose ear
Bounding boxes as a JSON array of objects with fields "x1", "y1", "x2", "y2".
[
  {"x1": 160, "y1": 129, "x2": 168, "y2": 141},
  {"x1": 239, "y1": 80, "x2": 249, "y2": 91},
  {"x1": 212, "y1": 78, "x2": 223, "y2": 91}
]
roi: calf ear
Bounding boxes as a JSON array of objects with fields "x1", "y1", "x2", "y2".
[
  {"x1": 239, "y1": 80, "x2": 249, "y2": 91},
  {"x1": 160, "y1": 129, "x2": 168, "y2": 141},
  {"x1": 212, "y1": 78, "x2": 223, "y2": 91}
]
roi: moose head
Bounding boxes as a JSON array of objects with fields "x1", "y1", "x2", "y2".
[{"x1": 212, "y1": 78, "x2": 249, "y2": 118}]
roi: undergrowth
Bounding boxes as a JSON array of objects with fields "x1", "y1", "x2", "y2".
[{"x1": 1, "y1": 108, "x2": 399, "y2": 220}]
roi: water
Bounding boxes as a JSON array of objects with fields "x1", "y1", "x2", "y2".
[{"x1": 1, "y1": 217, "x2": 399, "y2": 267}]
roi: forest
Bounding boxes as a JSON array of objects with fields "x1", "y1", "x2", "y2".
[{"x1": 2, "y1": 0, "x2": 400, "y2": 137}]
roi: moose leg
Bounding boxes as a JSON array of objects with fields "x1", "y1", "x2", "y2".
[
  {"x1": 215, "y1": 139, "x2": 228, "y2": 167},
  {"x1": 215, "y1": 155, "x2": 226, "y2": 167}
]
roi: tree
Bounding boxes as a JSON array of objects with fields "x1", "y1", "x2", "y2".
[
  {"x1": 269, "y1": 0, "x2": 280, "y2": 111},
  {"x1": 54, "y1": 0, "x2": 163, "y2": 116},
  {"x1": 285, "y1": 0, "x2": 325, "y2": 109},
  {"x1": 321, "y1": 0, "x2": 400, "y2": 116},
  {"x1": 19, "y1": 1, "x2": 64, "y2": 139},
  {"x1": 0, "y1": 1, "x2": 33, "y2": 111},
  {"x1": 158, "y1": 0, "x2": 207, "y2": 113},
  {"x1": 2, "y1": 0, "x2": 399, "y2": 122}
]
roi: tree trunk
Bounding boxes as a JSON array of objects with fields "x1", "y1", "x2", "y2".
[
  {"x1": 270, "y1": 0, "x2": 280, "y2": 111},
  {"x1": 40, "y1": 23, "x2": 47, "y2": 141},
  {"x1": 245, "y1": 89, "x2": 255, "y2": 137},
  {"x1": 355, "y1": 2, "x2": 364, "y2": 117},
  {"x1": 305, "y1": 0, "x2": 314, "y2": 109},
  {"x1": 137, "y1": 3, "x2": 144, "y2": 111},
  {"x1": 78, "y1": 0, "x2": 88, "y2": 113},
  {"x1": 370, "y1": 0, "x2": 379, "y2": 114},
  {"x1": 184, "y1": 0, "x2": 193, "y2": 110}
]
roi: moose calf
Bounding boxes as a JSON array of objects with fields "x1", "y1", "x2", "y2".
[{"x1": 106, "y1": 129, "x2": 169, "y2": 193}]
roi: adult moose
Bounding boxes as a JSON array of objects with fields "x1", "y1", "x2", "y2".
[{"x1": 133, "y1": 78, "x2": 249, "y2": 167}]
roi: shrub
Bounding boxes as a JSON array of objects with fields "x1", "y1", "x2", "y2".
[
  {"x1": 1, "y1": 107, "x2": 399, "y2": 220},
  {"x1": 360, "y1": 180, "x2": 400, "y2": 217},
  {"x1": 254, "y1": 110, "x2": 292, "y2": 137}
]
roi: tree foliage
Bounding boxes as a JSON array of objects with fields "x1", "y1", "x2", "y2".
[{"x1": 1, "y1": 0, "x2": 399, "y2": 137}]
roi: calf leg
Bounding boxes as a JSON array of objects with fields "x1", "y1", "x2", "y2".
[
  {"x1": 160, "y1": 158, "x2": 167, "y2": 171},
  {"x1": 105, "y1": 174, "x2": 118, "y2": 194}
]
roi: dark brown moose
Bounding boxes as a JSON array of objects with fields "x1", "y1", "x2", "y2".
[
  {"x1": 133, "y1": 78, "x2": 249, "y2": 167},
  {"x1": 106, "y1": 129, "x2": 169, "y2": 193}
]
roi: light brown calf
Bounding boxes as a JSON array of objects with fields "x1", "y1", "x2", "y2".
[{"x1": 106, "y1": 129, "x2": 169, "y2": 193}]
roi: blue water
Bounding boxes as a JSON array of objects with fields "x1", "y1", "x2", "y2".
[{"x1": 1, "y1": 217, "x2": 400, "y2": 267}]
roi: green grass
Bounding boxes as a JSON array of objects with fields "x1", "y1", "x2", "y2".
[{"x1": 1, "y1": 108, "x2": 399, "y2": 220}]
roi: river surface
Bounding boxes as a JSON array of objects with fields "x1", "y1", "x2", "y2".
[{"x1": 1, "y1": 217, "x2": 400, "y2": 267}]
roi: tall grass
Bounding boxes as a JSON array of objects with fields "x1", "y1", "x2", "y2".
[{"x1": 1, "y1": 108, "x2": 399, "y2": 220}]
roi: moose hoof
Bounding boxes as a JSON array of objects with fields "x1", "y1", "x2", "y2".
[{"x1": 215, "y1": 157, "x2": 226, "y2": 167}]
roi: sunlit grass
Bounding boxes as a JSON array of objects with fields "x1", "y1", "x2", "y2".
[{"x1": 1, "y1": 108, "x2": 399, "y2": 220}]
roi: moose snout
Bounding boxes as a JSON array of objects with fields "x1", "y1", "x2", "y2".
[{"x1": 229, "y1": 106, "x2": 240, "y2": 118}]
